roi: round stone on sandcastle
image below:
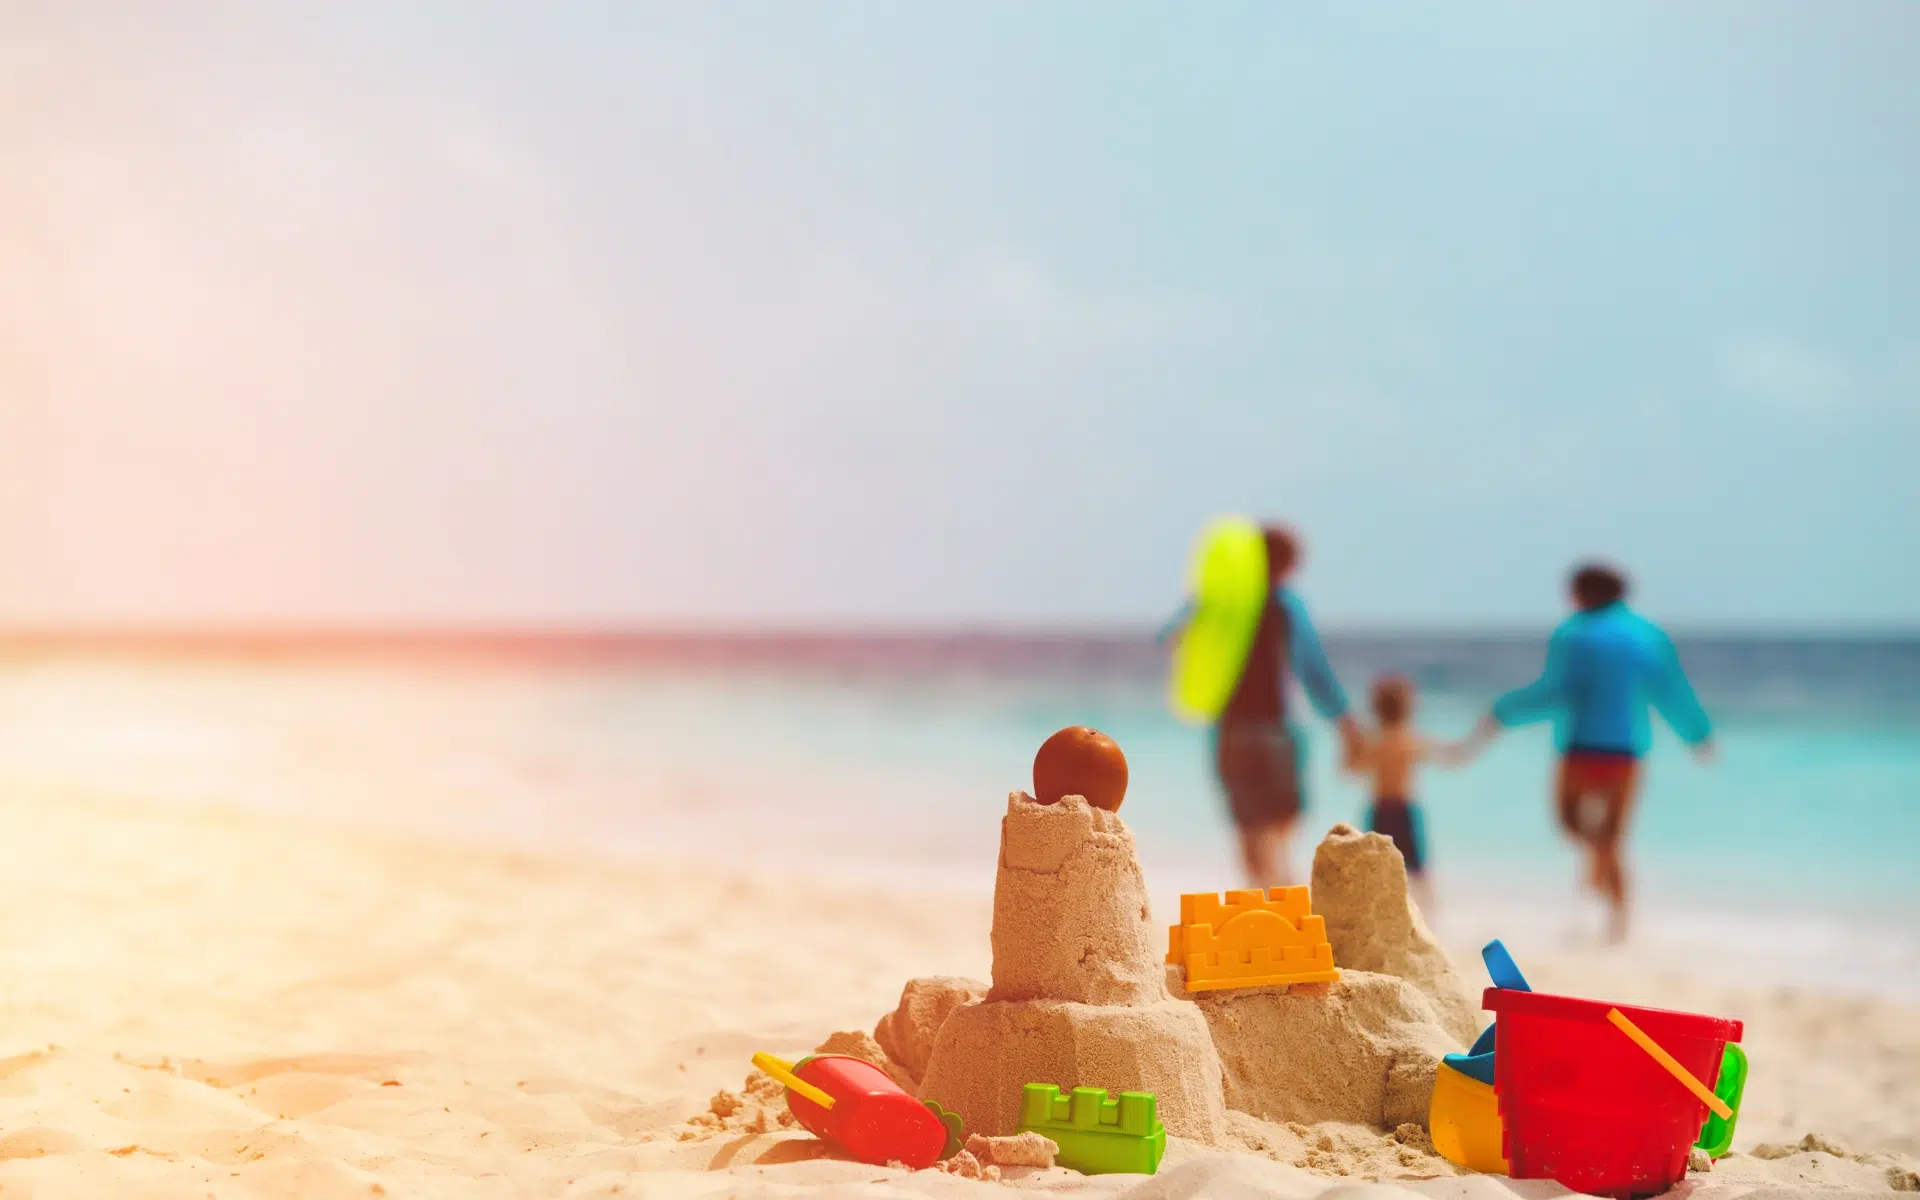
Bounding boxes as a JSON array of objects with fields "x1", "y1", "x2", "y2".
[
  {"x1": 915, "y1": 730, "x2": 1227, "y2": 1141},
  {"x1": 1031, "y1": 725, "x2": 1128, "y2": 812}
]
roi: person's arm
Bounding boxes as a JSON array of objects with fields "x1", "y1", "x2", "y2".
[
  {"x1": 1342, "y1": 730, "x2": 1374, "y2": 776},
  {"x1": 1154, "y1": 599, "x2": 1196, "y2": 646},
  {"x1": 1648, "y1": 629, "x2": 1714, "y2": 757},
  {"x1": 1279, "y1": 589, "x2": 1362, "y2": 753},
  {"x1": 1427, "y1": 734, "x2": 1476, "y2": 767},
  {"x1": 1489, "y1": 625, "x2": 1572, "y2": 729}
]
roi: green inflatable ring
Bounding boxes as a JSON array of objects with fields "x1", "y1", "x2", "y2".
[{"x1": 1169, "y1": 516, "x2": 1269, "y2": 724}]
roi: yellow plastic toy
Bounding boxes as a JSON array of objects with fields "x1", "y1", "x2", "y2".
[
  {"x1": 1166, "y1": 887, "x2": 1339, "y2": 991},
  {"x1": 1169, "y1": 516, "x2": 1269, "y2": 724},
  {"x1": 1429, "y1": 1062, "x2": 1508, "y2": 1175},
  {"x1": 752, "y1": 1052, "x2": 836, "y2": 1109}
]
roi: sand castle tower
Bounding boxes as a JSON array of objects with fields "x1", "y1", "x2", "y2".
[
  {"x1": 915, "y1": 788, "x2": 1228, "y2": 1140},
  {"x1": 1310, "y1": 823, "x2": 1482, "y2": 1047}
]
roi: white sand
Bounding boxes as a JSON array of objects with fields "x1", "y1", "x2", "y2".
[{"x1": 0, "y1": 786, "x2": 1915, "y2": 1198}]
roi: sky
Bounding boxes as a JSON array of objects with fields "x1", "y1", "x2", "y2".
[{"x1": 2, "y1": 2, "x2": 1916, "y2": 628}]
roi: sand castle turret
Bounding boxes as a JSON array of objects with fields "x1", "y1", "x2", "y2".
[
  {"x1": 985, "y1": 793, "x2": 1166, "y2": 1005},
  {"x1": 916, "y1": 791, "x2": 1228, "y2": 1141},
  {"x1": 1310, "y1": 824, "x2": 1482, "y2": 1047}
]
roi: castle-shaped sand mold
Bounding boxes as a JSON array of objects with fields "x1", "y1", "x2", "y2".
[{"x1": 1167, "y1": 887, "x2": 1340, "y2": 991}]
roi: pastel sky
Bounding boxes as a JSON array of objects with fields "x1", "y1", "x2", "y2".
[{"x1": 3, "y1": 2, "x2": 1915, "y2": 627}]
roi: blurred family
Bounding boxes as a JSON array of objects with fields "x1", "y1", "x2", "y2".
[{"x1": 1165, "y1": 524, "x2": 1715, "y2": 943}]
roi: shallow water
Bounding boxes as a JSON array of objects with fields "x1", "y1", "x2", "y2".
[{"x1": 0, "y1": 634, "x2": 1913, "y2": 995}]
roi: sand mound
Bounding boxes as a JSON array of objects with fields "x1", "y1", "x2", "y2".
[
  {"x1": 988, "y1": 792, "x2": 1165, "y2": 1006},
  {"x1": 1194, "y1": 971, "x2": 1462, "y2": 1130},
  {"x1": 920, "y1": 996, "x2": 1227, "y2": 1139},
  {"x1": 1310, "y1": 825, "x2": 1482, "y2": 1047},
  {"x1": 917, "y1": 793, "x2": 1226, "y2": 1142},
  {"x1": 874, "y1": 976, "x2": 987, "y2": 1088}
]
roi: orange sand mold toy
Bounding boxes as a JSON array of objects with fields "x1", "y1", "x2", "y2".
[
  {"x1": 753, "y1": 1052, "x2": 950, "y2": 1169},
  {"x1": 1166, "y1": 887, "x2": 1339, "y2": 991}
]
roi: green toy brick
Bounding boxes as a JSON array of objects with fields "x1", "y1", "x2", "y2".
[{"x1": 1016, "y1": 1083, "x2": 1165, "y2": 1175}]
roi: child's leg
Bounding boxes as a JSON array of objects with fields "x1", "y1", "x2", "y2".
[{"x1": 1407, "y1": 803, "x2": 1434, "y2": 919}]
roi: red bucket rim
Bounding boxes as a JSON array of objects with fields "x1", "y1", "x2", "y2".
[{"x1": 1483, "y1": 986, "x2": 1743, "y2": 1043}]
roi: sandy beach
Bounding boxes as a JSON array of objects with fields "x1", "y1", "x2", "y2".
[{"x1": 0, "y1": 782, "x2": 1914, "y2": 1199}]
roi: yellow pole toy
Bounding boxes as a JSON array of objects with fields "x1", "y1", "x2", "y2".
[{"x1": 752, "y1": 1052, "x2": 836, "y2": 1110}]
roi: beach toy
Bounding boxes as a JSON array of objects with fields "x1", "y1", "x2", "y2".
[
  {"x1": 1481, "y1": 939, "x2": 1531, "y2": 993},
  {"x1": 1429, "y1": 1062, "x2": 1509, "y2": 1175},
  {"x1": 1694, "y1": 1043, "x2": 1748, "y2": 1160},
  {"x1": 1017, "y1": 1084, "x2": 1164, "y2": 1175},
  {"x1": 1433, "y1": 937, "x2": 1525, "y2": 1170},
  {"x1": 1169, "y1": 515, "x2": 1268, "y2": 724},
  {"x1": 1483, "y1": 988, "x2": 1743, "y2": 1197},
  {"x1": 924, "y1": 1099, "x2": 966, "y2": 1159},
  {"x1": 752, "y1": 1052, "x2": 950, "y2": 1169},
  {"x1": 1444, "y1": 939, "x2": 1531, "y2": 1086},
  {"x1": 1033, "y1": 726, "x2": 1129, "y2": 812},
  {"x1": 1444, "y1": 1024, "x2": 1497, "y2": 1086},
  {"x1": 1166, "y1": 887, "x2": 1338, "y2": 992},
  {"x1": 1444, "y1": 939, "x2": 1531, "y2": 1085}
]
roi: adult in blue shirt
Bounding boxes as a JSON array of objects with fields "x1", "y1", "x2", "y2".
[
  {"x1": 1162, "y1": 526, "x2": 1362, "y2": 888},
  {"x1": 1465, "y1": 562, "x2": 1714, "y2": 942}
]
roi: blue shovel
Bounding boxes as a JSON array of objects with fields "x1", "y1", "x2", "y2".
[{"x1": 1443, "y1": 939, "x2": 1531, "y2": 1084}]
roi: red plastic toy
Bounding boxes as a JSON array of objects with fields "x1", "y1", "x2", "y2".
[
  {"x1": 754, "y1": 1052, "x2": 949, "y2": 1169},
  {"x1": 1484, "y1": 987, "x2": 1743, "y2": 1198}
]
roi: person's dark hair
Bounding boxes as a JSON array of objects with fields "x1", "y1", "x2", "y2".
[
  {"x1": 1262, "y1": 525, "x2": 1299, "y2": 583},
  {"x1": 1371, "y1": 675, "x2": 1414, "y2": 727},
  {"x1": 1570, "y1": 561, "x2": 1629, "y2": 611}
]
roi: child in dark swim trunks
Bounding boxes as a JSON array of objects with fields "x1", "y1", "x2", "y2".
[{"x1": 1344, "y1": 675, "x2": 1472, "y2": 914}]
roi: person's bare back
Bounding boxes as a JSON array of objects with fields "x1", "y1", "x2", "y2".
[{"x1": 1358, "y1": 723, "x2": 1430, "y2": 800}]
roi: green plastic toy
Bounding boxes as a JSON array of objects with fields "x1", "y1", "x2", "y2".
[
  {"x1": 1169, "y1": 516, "x2": 1268, "y2": 725},
  {"x1": 1017, "y1": 1084, "x2": 1164, "y2": 1176},
  {"x1": 1695, "y1": 1042, "x2": 1748, "y2": 1159},
  {"x1": 924, "y1": 1099, "x2": 965, "y2": 1160}
]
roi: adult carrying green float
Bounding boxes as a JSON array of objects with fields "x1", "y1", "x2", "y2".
[{"x1": 1168, "y1": 515, "x2": 1270, "y2": 724}]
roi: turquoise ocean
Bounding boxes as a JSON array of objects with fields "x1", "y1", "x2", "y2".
[{"x1": 0, "y1": 633, "x2": 1913, "y2": 995}]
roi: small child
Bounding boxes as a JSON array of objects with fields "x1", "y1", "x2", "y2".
[{"x1": 1344, "y1": 675, "x2": 1470, "y2": 912}]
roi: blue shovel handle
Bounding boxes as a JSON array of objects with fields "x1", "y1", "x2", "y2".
[{"x1": 1482, "y1": 939, "x2": 1531, "y2": 993}]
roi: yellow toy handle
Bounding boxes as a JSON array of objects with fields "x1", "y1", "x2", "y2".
[
  {"x1": 752, "y1": 1052, "x2": 836, "y2": 1110},
  {"x1": 1605, "y1": 1009, "x2": 1733, "y2": 1120}
]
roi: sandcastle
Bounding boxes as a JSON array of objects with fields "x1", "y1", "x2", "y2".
[
  {"x1": 914, "y1": 791, "x2": 1229, "y2": 1140},
  {"x1": 886, "y1": 731, "x2": 1471, "y2": 1153}
]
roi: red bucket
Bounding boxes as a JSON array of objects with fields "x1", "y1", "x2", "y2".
[{"x1": 1484, "y1": 987, "x2": 1742, "y2": 1198}]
